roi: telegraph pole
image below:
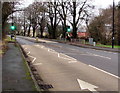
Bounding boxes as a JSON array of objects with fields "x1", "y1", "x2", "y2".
[{"x1": 112, "y1": 0, "x2": 115, "y2": 48}]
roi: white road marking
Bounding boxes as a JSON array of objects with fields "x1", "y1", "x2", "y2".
[
  {"x1": 33, "y1": 63, "x2": 42, "y2": 66},
  {"x1": 93, "y1": 54, "x2": 111, "y2": 59},
  {"x1": 27, "y1": 51, "x2": 30, "y2": 55},
  {"x1": 92, "y1": 49, "x2": 118, "y2": 55},
  {"x1": 77, "y1": 79, "x2": 99, "y2": 93},
  {"x1": 48, "y1": 48, "x2": 57, "y2": 54},
  {"x1": 60, "y1": 53, "x2": 76, "y2": 60},
  {"x1": 28, "y1": 55, "x2": 36, "y2": 63},
  {"x1": 86, "y1": 52, "x2": 111, "y2": 59},
  {"x1": 58, "y1": 53, "x2": 75, "y2": 60},
  {"x1": 25, "y1": 48, "x2": 27, "y2": 50},
  {"x1": 68, "y1": 61, "x2": 77, "y2": 63},
  {"x1": 58, "y1": 53, "x2": 77, "y2": 63},
  {"x1": 89, "y1": 65, "x2": 120, "y2": 79},
  {"x1": 35, "y1": 44, "x2": 40, "y2": 46},
  {"x1": 41, "y1": 46, "x2": 44, "y2": 48},
  {"x1": 113, "y1": 53, "x2": 117, "y2": 54},
  {"x1": 33, "y1": 43, "x2": 78, "y2": 64}
]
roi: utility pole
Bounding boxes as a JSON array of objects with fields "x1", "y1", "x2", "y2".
[
  {"x1": 112, "y1": 0, "x2": 115, "y2": 48},
  {"x1": 10, "y1": 2, "x2": 16, "y2": 40},
  {"x1": 0, "y1": 2, "x2": 2, "y2": 40}
]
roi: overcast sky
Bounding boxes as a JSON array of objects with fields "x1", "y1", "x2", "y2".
[
  {"x1": 93, "y1": 0, "x2": 120, "y2": 8},
  {"x1": 22, "y1": 0, "x2": 120, "y2": 8}
]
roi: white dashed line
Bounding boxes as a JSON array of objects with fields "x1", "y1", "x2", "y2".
[
  {"x1": 58, "y1": 53, "x2": 77, "y2": 63},
  {"x1": 113, "y1": 53, "x2": 117, "y2": 54},
  {"x1": 41, "y1": 46, "x2": 44, "y2": 48},
  {"x1": 35, "y1": 44, "x2": 40, "y2": 47},
  {"x1": 28, "y1": 55, "x2": 36, "y2": 63},
  {"x1": 68, "y1": 61, "x2": 77, "y2": 63},
  {"x1": 89, "y1": 65, "x2": 120, "y2": 79},
  {"x1": 27, "y1": 51, "x2": 30, "y2": 55},
  {"x1": 33, "y1": 43, "x2": 78, "y2": 64},
  {"x1": 86, "y1": 52, "x2": 111, "y2": 60},
  {"x1": 60, "y1": 53, "x2": 76, "y2": 60},
  {"x1": 48, "y1": 48, "x2": 58, "y2": 54},
  {"x1": 33, "y1": 63, "x2": 42, "y2": 66}
]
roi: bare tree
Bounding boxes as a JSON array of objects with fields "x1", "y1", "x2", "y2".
[
  {"x1": 56, "y1": 0, "x2": 70, "y2": 38},
  {"x1": 88, "y1": 5, "x2": 119, "y2": 45},
  {"x1": 68, "y1": 0, "x2": 94, "y2": 38},
  {"x1": 2, "y1": 2, "x2": 19, "y2": 39},
  {"x1": 117, "y1": 2, "x2": 120, "y2": 45},
  {"x1": 37, "y1": 2, "x2": 47, "y2": 38},
  {"x1": 47, "y1": 1, "x2": 60, "y2": 39},
  {"x1": 25, "y1": 2, "x2": 47, "y2": 37}
]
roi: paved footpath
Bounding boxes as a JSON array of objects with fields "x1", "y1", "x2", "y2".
[{"x1": 2, "y1": 43, "x2": 36, "y2": 91}]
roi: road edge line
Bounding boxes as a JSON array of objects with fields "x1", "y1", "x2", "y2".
[{"x1": 89, "y1": 65, "x2": 120, "y2": 79}]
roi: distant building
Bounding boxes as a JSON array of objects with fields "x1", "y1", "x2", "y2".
[{"x1": 77, "y1": 32, "x2": 89, "y2": 39}]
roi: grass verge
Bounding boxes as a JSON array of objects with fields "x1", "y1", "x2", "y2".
[
  {"x1": 96, "y1": 44, "x2": 120, "y2": 48},
  {"x1": 4, "y1": 36, "x2": 15, "y2": 42}
]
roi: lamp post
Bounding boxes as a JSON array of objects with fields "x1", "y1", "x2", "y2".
[{"x1": 112, "y1": 0, "x2": 115, "y2": 48}]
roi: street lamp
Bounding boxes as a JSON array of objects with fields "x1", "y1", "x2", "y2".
[{"x1": 112, "y1": 0, "x2": 115, "y2": 48}]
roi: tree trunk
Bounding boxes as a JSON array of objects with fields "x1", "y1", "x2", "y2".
[
  {"x1": 50, "y1": 17, "x2": 54, "y2": 39},
  {"x1": 72, "y1": 2, "x2": 77, "y2": 38},
  {"x1": 32, "y1": 26, "x2": 35, "y2": 37},
  {"x1": 27, "y1": 24, "x2": 31, "y2": 36},
  {"x1": 23, "y1": 27, "x2": 26, "y2": 36},
  {"x1": 62, "y1": 19, "x2": 67, "y2": 38},
  {"x1": 40, "y1": 27, "x2": 43, "y2": 38},
  {"x1": 118, "y1": 6, "x2": 120, "y2": 45},
  {"x1": 2, "y1": 21, "x2": 7, "y2": 40}
]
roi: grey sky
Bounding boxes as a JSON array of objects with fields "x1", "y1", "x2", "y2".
[
  {"x1": 22, "y1": 0, "x2": 120, "y2": 8},
  {"x1": 93, "y1": 0, "x2": 120, "y2": 8}
]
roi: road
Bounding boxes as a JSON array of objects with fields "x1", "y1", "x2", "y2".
[{"x1": 17, "y1": 36, "x2": 119, "y2": 92}]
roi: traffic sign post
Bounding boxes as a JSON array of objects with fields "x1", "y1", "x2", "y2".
[{"x1": 10, "y1": 23, "x2": 16, "y2": 40}]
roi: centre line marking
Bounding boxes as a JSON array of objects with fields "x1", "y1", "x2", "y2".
[
  {"x1": 89, "y1": 65, "x2": 120, "y2": 79},
  {"x1": 87, "y1": 52, "x2": 111, "y2": 59}
]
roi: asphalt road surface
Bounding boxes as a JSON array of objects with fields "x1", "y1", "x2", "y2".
[{"x1": 17, "y1": 36, "x2": 119, "y2": 92}]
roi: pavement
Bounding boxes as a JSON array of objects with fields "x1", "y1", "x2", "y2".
[
  {"x1": 0, "y1": 40, "x2": 2, "y2": 93},
  {"x1": 16, "y1": 36, "x2": 119, "y2": 92},
  {"x1": 2, "y1": 42, "x2": 36, "y2": 91}
]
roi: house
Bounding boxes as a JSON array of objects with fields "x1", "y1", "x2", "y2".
[{"x1": 77, "y1": 32, "x2": 89, "y2": 39}]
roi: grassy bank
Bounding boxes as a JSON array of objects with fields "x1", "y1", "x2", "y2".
[
  {"x1": 1, "y1": 36, "x2": 16, "y2": 55},
  {"x1": 96, "y1": 44, "x2": 120, "y2": 48},
  {"x1": 4, "y1": 36, "x2": 15, "y2": 42}
]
